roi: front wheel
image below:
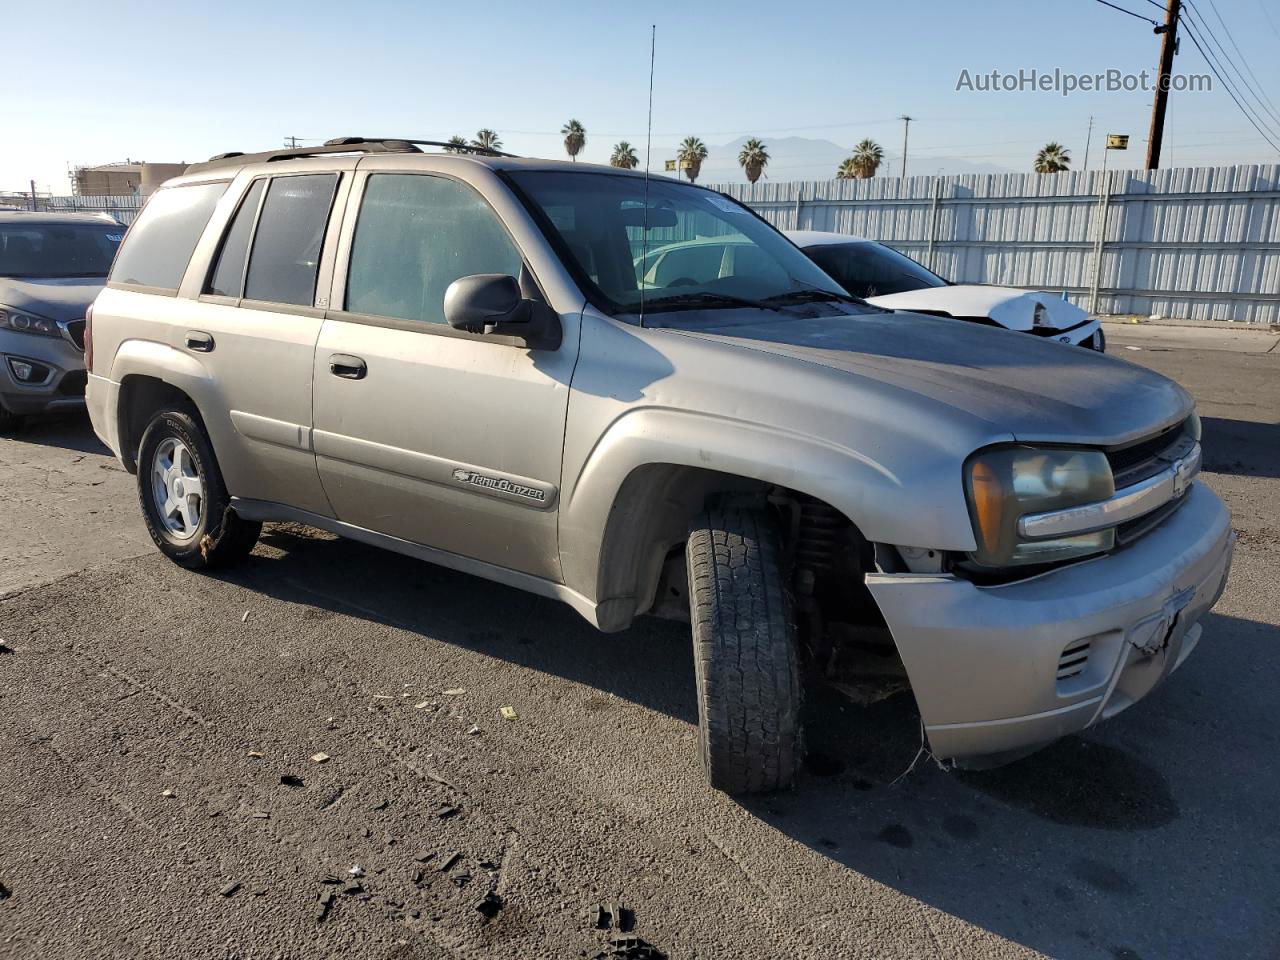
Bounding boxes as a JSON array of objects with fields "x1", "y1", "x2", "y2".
[
  {"x1": 686, "y1": 505, "x2": 802, "y2": 794},
  {"x1": 136, "y1": 407, "x2": 260, "y2": 569}
]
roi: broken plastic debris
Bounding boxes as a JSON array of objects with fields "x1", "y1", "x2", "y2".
[
  {"x1": 241, "y1": 611, "x2": 249, "y2": 623},
  {"x1": 0, "y1": 881, "x2": 12, "y2": 901},
  {"x1": 442, "y1": 688, "x2": 466, "y2": 696},
  {"x1": 466, "y1": 725, "x2": 482, "y2": 736},
  {"x1": 414, "y1": 701, "x2": 432, "y2": 710},
  {"x1": 218, "y1": 881, "x2": 241, "y2": 897},
  {"x1": 280, "y1": 775, "x2": 305, "y2": 789},
  {"x1": 439, "y1": 852, "x2": 462, "y2": 872},
  {"x1": 348, "y1": 865, "x2": 364, "y2": 877},
  {"x1": 247, "y1": 751, "x2": 263, "y2": 759},
  {"x1": 251, "y1": 811, "x2": 270, "y2": 819},
  {"x1": 310, "y1": 753, "x2": 330, "y2": 764},
  {"x1": 161, "y1": 788, "x2": 176, "y2": 799},
  {"x1": 435, "y1": 804, "x2": 460, "y2": 819},
  {"x1": 499, "y1": 706, "x2": 518, "y2": 721}
]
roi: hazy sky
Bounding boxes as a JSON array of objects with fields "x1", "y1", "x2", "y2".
[{"x1": 6, "y1": 0, "x2": 1280, "y2": 192}]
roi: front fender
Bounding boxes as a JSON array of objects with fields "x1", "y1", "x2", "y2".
[{"x1": 558, "y1": 406, "x2": 980, "y2": 627}]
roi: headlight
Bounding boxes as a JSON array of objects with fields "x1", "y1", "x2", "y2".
[
  {"x1": 0, "y1": 305, "x2": 61, "y2": 338},
  {"x1": 965, "y1": 446, "x2": 1116, "y2": 567}
]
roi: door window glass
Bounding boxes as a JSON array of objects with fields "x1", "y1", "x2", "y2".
[
  {"x1": 243, "y1": 174, "x2": 338, "y2": 306},
  {"x1": 346, "y1": 174, "x2": 523, "y2": 324},
  {"x1": 206, "y1": 179, "x2": 265, "y2": 297}
]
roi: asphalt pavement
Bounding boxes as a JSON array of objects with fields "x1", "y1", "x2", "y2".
[{"x1": 0, "y1": 322, "x2": 1276, "y2": 959}]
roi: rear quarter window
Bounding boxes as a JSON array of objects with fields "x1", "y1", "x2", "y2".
[{"x1": 109, "y1": 182, "x2": 227, "y2": 291}]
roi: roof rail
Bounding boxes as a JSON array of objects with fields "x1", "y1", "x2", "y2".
[
  {"x1": 323, "y1": 137, "x2": 520, "y2": 158},
  {"x1": 184, "y1": 139, "x2": 422, "y2": 175}
]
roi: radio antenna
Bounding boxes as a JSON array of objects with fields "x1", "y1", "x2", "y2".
[{"x1": 640, "y1": 24, "x2": 655, "y2": 325}]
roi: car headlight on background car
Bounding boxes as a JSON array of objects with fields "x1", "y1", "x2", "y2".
[
  {"x1": 965, "y1": 446, "x2": 1116, "y2": 567},
  {"x1": 0, "y1": 305, "x2": 61, "y2": 338}
]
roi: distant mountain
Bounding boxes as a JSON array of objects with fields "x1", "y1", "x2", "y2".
[{"x1": 691, "y1": 135, "x2": 1014, "y2": 184}]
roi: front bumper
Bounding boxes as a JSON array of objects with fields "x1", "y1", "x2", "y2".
[
  {"x1": 867, "y1": 483, "x2": 1233, "y2": 762},
  {"x1": 1035, "y1": 316, "x2": 1103, "y2": 349},
  {"x1": 0, "y1": 330, "x2": 87, "y2": 415}
]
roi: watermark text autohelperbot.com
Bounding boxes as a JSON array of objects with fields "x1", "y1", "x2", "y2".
[{"x1": 956, "y1": 68, "x2": 1211, "y2": 96}]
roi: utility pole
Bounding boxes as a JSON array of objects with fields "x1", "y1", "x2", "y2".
[
  {"x1": 284, "y1": 136, "x2": 301, "y2": 148},
  {"x1": 1083, "y1": 116, "x2": 1095, "y2": 172},
  {"x1": 899, "y1": 115, "x2": 914, "y2": 182},
  {"x1": 1145, "y1": 0, "x2": 1181, "y2": 170},
  {"x1": 29, "y1": 180, "x2": 37, "y2": 211}
]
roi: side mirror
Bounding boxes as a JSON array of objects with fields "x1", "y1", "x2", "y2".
[{"x1": 444, "y1": 274, "x2": 530, "y2": 332}]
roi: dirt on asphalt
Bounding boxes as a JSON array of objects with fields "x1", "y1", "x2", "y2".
[{"x1": 0, "y1": 324, "x2": 1277, "y2": 959}]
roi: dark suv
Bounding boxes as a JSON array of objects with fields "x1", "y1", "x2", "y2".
[{"x1": 0, "y1": 211, "x2": 124, "y2": 431}]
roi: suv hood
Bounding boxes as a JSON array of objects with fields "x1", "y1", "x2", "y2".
[
  {"x1": 0, "y1": 277, "x2": 105, "y2": 323},
  {"x1": 670, "y1": 309, "x2": 1189, "y2": 446},
  {"x1": 865, "y1": 285, "x2": 1088, "y2": 332}
]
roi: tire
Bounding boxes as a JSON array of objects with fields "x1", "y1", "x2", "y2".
[
  {"x1": 136, "y1": 406, "x2": 260, "y2": 569},
  {"x1": 0, "y1": 403, "x2": 23, "y2": 435},
  {"x1": 686, "y1": 505, "x2": 802, "y2": 794}
]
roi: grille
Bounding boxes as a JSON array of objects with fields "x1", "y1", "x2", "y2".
[
  {"x1": 1106, "y1": 419, "x2": 1191, "y2": 488},
  {"x1": 57, "y1": 370, "x2": 88, "y2": 397},
  {"x1": 61, "y1": 318, "x2": 87, "y2": 350},
  {"x1": 1057, "y1": 639, "x2": 1092, "y2": 681}
]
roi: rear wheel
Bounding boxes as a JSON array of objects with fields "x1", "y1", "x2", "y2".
[
  {"x1": 686, "y1": 505, "x2": 802, "y2": 794},
  {"x1": 137, "y1": 407, "x2": 260, "y2": 569}
]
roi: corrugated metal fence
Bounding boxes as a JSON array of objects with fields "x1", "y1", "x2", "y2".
[
  {"x1": 13, "y1": 194, "x2": 147, "y2": 224},
  {"x1": 710, "y1": 164, "x2": 1280, "y2": 324}
]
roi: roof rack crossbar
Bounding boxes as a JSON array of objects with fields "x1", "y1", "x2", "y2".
[
  {"x1": 185, "y1": 140, "x2": 423, "y2": 174},
  {"x1": 324, "y1": 137, "x2": 520, "y2": 158}
]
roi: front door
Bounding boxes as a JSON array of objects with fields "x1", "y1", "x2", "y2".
[{"x1": 311, "y1": 171, "x2": 576, "y2": 581}]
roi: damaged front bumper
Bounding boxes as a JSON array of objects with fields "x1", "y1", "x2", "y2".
[{"x1": 866, "y1": 483, "x2": 1233, "y2": 763}]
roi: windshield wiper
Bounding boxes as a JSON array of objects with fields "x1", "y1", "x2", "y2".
[
  {"x1": 760, "y1": 288, "x2": 865, "y2": 307},
  {"x1": 641, "y1": 291, "x2": 784, "y2": 313}
]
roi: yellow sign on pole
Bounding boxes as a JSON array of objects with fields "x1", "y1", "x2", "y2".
[
  {"x1": 664, "y1": 159, "x2": 692, "y2": 172},
  {"x1": 1106, "y1": 134, "x2": 1129, "y2": 150}
]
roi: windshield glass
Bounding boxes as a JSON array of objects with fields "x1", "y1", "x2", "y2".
[
  {"x1": 507, "y1": 171, "x2": 848, "y2": 317},
  {"x1": 803, "y1": 241, "x2": 947, "y2": 299},
  {"x1": 0, "y1": 222, "x2": 124, "y2": 278}
]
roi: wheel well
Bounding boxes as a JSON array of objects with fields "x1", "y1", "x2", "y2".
[
  {"x1": 116, "y1": 375, "x2": 198, "y2": 474},
  {"x1": 597, "y1": 464, "x2": 886, "y2": 631}
]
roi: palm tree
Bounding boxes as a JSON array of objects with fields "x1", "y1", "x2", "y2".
[
  {"x1": 836, "y1": 157, "x2": 860, "y2": 180},
  {"x1": 850, "y1": 139, "x2": 885, "y2": 179},
  {"x1": 444, "y1": 135, "x2": 469, "y2": 153},
  {"x1": 738, "y1": 138, "x2": 769, "y2": 184},
  {"x1": 677, "y1": 136, "x2": 709, "y2": 183},
  {"x1": 610, "y1": 141, "x2": 639, "y2": 169},
  {"x1": 472, "y1": 129, "x2": 502, "y2": 152},
  {"x1": 1034, "y1": 142, "x2": 1071, "y2": 173},
  {"x1": 562, "y1": 119, "x2": 587, "y2": 161}
]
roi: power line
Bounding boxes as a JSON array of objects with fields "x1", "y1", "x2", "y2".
[
  {"x1": 1179, "y1": 6, "x2": 1280, "y2": 140},
  {"x1": 1179, "y1": 18, "x2": 1280, "y2": 153},
  {"x1": 1200, "y1": 0, "x2": 1280, "y2": 122},
  {"x1": 1092, "y1": 0, "x2": 1161, "y2": 27}
]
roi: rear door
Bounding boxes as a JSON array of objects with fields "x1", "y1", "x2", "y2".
[
  {"x1": 180, "y1": 162, "x2": 352, "y2": 515},
  {"x1": 310, "y1": 166, "x2": 578, "y2": 581}
]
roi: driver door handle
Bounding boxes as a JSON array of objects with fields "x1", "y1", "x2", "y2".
[
  {"x1": 185, "y1": 331, "x2": 214, "y2": 352},
  {"x1": 329, "y1": 354, "x2": 367, "y2": 380}
]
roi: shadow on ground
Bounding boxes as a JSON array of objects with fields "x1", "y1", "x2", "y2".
[
  {"x1": 222, "y1": 526, "x2": 1277, "y2": 960},
  {"x1": 1, "y1": 411, "x2": 108, "y2": 455},
  {"x1": 1201, "y1": 416, "x2": 1280, "y2": 479}
]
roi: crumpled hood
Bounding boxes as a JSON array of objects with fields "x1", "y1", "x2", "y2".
[
  {"x1": 0, "y1": 277, "x2": 105, "y2": 323},
  {"x1": 672, "y1": 309, "x2": 1189, "y2": 447},
  {"x1": 865, "y1": 284, "x2": 1088, "y2": 332}
]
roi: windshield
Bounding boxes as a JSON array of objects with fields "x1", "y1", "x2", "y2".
[
  {"x1": 803, "y1": 241, "x2": 948, "y2": 298},
  {"x1": 0, "y1": 222, "x2": 124, "y2": 278},
  {"x1": 507, "y1": 171, "x2": 849, "y2": 318}
]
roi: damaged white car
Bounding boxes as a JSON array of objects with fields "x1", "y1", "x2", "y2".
[{"x1": 787, "y1": 230, "x2": 1104, "y2": 351}]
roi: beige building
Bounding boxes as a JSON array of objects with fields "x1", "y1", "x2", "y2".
[{"x1": 73, "y1": 161, "x2": 187, "y2": 197}]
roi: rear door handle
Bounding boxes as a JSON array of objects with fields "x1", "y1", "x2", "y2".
[
  {"x1": 329, "y1": 354, "x2": 367, "y2": 380},
  {"x1": 185, "y1": 331, "x2": 214, "y2": 352}
]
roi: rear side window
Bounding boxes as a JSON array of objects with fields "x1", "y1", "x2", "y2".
[
  {"x1": 206, "y1": 179, "x2": 266, "y2": 297},
  {"x1": 109, "y1": 182, "x2": 226, "y2": 290},
  {"x1": 345, "y1": 174, "x2": 522, "y2": 325},
  {"x1": 244, "y1": 174, "x2": 338, "y2": 306}
]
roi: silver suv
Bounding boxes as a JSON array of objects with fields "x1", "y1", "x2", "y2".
[{"x1": 86, "y1": 138, "x2": 1234, "y2": 794}]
